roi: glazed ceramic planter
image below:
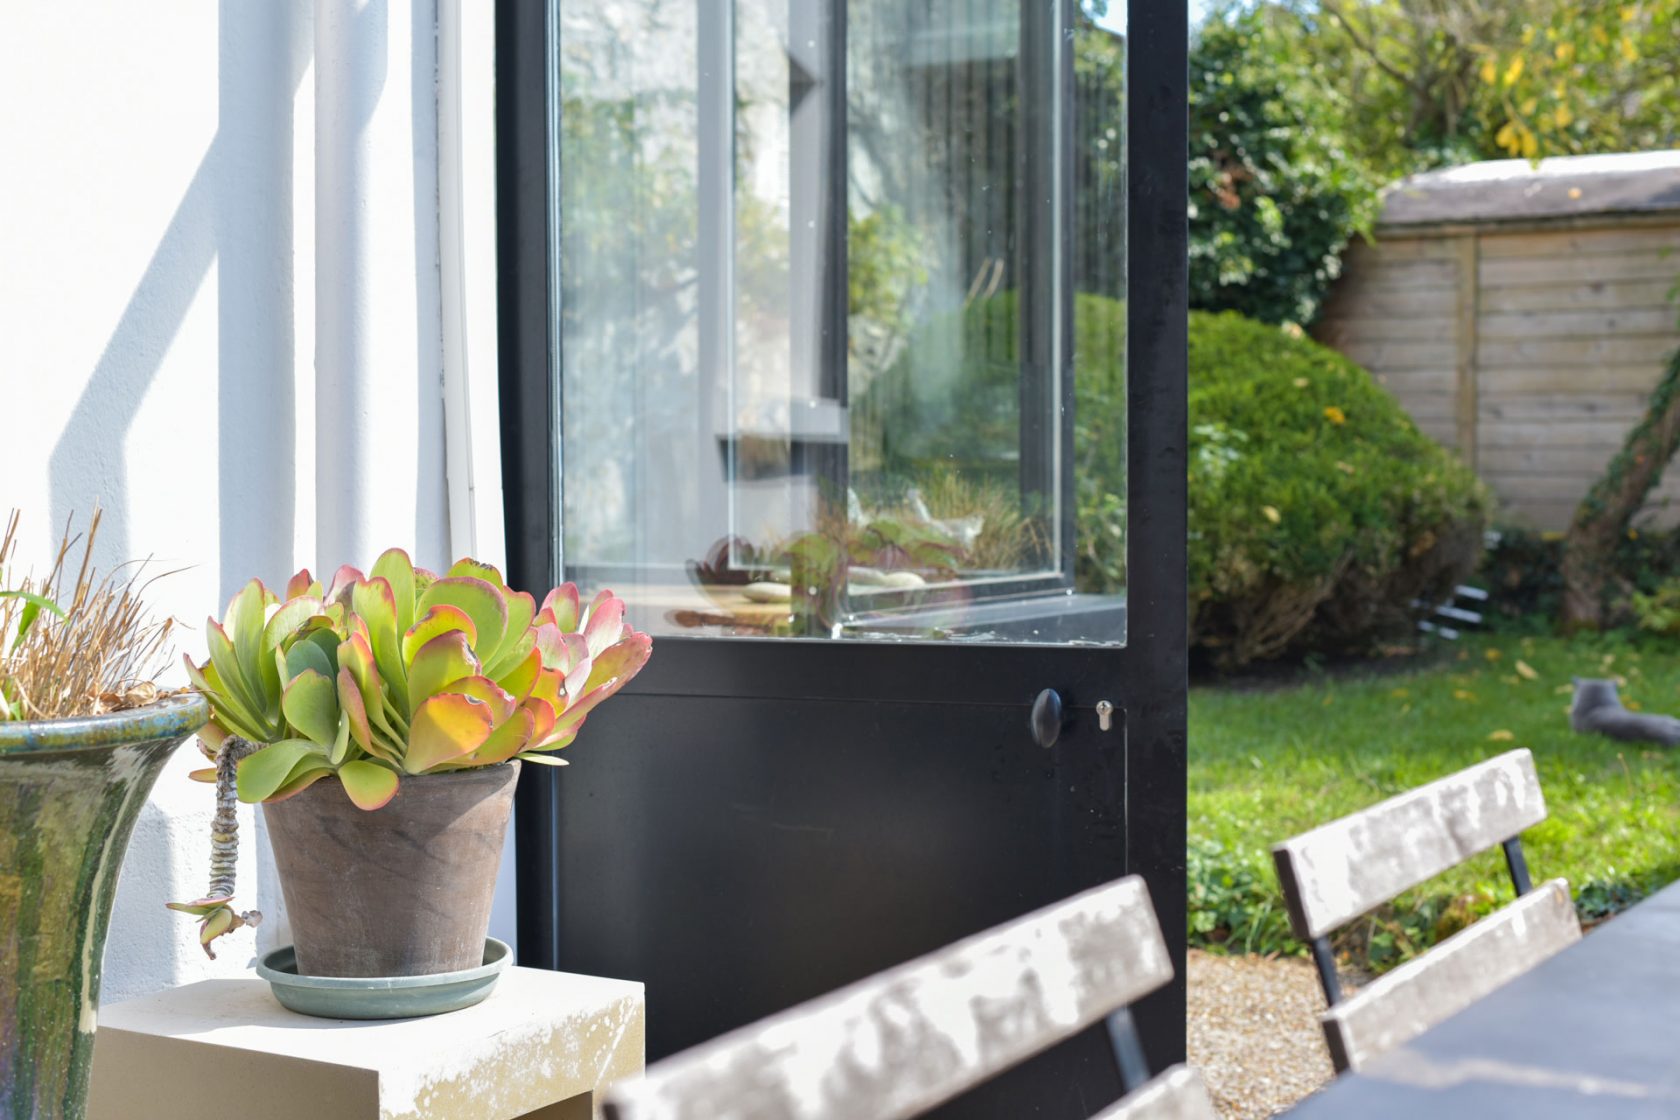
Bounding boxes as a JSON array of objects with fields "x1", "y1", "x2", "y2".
[
  {"x1": 0, "y1": 693, "x2": 207, "y2": 1120},
  {"x1": 262, "y1": 760, "x2": 519, "y2": 981}
]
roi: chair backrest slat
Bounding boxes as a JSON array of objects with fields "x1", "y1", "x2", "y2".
[
  {"x1": 1321, "y1": 877, "x2": 1581, "y2": 1071},
  {"x1": 1272, "y1": 749, "x2": 1546, "y2": 940},
  {"x1": 1089, "y1": 1065, "x2": 1220, "y2": 1120},
  {"x1": 604, "y1": 876, "x2": 1173, "y2": 1120}
]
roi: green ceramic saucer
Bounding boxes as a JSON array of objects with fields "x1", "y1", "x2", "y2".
[{"x1": 257, "y1": 937, "x2": 512, "y2": 1019}]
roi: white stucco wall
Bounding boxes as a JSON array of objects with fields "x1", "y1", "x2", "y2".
[{"x1": 0, "y1": 1, "x2": 511, "y2": 1002}]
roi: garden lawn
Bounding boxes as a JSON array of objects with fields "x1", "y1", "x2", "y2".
[{"x1": 1190, "y1": 632, "x2": 1680, "y2": 970}]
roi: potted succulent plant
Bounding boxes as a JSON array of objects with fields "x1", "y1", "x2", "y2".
[
  {"x1": 0, "y1": 509, "x2": 206, "y2": 1120},
  {"x1": 170, "y1": 549, "x2": 649, "y2": 1014}
]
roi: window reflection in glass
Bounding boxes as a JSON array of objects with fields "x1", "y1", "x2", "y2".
[{"x1": 555, "y1": 0, "x2": 1126, "y2": 644}]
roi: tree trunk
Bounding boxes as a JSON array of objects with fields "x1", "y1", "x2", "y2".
[{"x1": 1560, "y1": 349, "x2": 1680, "y2": 630}]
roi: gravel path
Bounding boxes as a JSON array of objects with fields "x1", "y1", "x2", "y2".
[{"x1": 1187, "y1": 950, "x2": 1337, "y2": 1118}]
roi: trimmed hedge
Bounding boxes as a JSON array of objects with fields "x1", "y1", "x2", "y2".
[
  {"x1": 1078, "y1": 304, "x2": 1489, "y2": 663},
  {"x1": 1191, "y1": 311, "x2": 1487, "y2": 662}
]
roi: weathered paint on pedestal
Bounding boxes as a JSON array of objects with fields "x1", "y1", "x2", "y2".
[
  {"x1": 87, "y1": 967, "x2": 645, "y2": 1120},
  {"x1": 0, "y1": 695, "x2": 206, "y2": 1120}
]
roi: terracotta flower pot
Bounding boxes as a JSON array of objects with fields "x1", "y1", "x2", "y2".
[
  {"x1": 261, "y1": 761, "x2": 519, "y2": 978},
  {"x1": 0, "y1": 693, "x2": 206, "y2": 1120}
]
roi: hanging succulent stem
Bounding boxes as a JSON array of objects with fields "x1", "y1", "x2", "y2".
[
  {"x1": 207, "y1": 736, "x2": 262, "y2": 902},
  {"x1": 166, "y1": 735, "x2": 263, "y2": 958}
]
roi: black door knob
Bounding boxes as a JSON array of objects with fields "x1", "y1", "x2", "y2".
[{"x1": 1030, "y1": 688, "x2": 1064, "y2": 749}]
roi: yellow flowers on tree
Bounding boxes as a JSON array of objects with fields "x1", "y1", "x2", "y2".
[
  {"x1": 1261, "y1": 0, "x2": 1679, "y2": 179},
  {"x1": 1298, "y1": 0, "x2": 1527, "y2": 177},
  {"x1": 1481, "y1": 1, "x2": 1680, "y2": 159}
]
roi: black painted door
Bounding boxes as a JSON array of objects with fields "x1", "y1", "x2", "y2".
[{"x1": 497, "y1": 0, "x2": 1186, "y2": 1111}]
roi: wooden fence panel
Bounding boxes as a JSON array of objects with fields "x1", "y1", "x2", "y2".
[
  {"x1": 1319, "y1": 220, "x2": 1680, "y2": 529},
  {"x1": 1480, "y1": 278, "x2": 1677, "y2": 314},
  {"x1": 1477, "y1": 225, "x2": 1680, "y2": 259},
  {"x1": 1479, "y1": 250, "x2": 1680, "y2": 287}
]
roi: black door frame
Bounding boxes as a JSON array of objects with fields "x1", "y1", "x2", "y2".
[{"x1": 496, "y1": 0, "x2": 1188, "y2": 1065}]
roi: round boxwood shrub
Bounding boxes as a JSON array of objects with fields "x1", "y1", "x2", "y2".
[{"x1": 1179, "y1": 311, "x2": 1489, "y2": 663}]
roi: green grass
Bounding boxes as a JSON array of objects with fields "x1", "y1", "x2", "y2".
[{"x1": 1190, "y1": 631, "x2": 1680, "y2": 971}]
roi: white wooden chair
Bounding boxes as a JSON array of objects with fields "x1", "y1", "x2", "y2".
[
  {"x1": 1273, "y1": 747, "x2": 1582, "y2": 1072},
  {"x1": 602, "y1": 875, "x2": 1216, "y2": 1120}
]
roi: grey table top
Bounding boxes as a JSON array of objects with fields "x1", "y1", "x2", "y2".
[{"x1": 1286, "y1": 878, "x2": 1680, "y2": 1118}]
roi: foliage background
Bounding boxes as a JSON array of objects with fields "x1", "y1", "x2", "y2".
[
  {"x1": 1183, "y1": 0, "x2": 1680, "y2": 326},
  {"x1": 1234, "y1": 0, "x2": 1680, "y2": 173},
  {"x1": 1188, "y1": 10, "x2": 1381, "y2": 325}
]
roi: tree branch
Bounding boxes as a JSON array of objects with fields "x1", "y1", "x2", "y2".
[
  {"x1": 1321, "y1": 0, "x2": 1430, "y2": 96},
  {"x1": 1562, "y1": 346, "x2": 1680, "y2": 629}
]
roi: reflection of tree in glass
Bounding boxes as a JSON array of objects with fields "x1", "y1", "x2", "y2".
[
  {"x1": 559, "y1": 94, "x2": 700, "y2": 347},
  {"x1": 1073, "y1": 295, "x2": 1128, "y2": 595},
  {"x1": 558, "y1": 85, "x2": 702, "y2": 564},
  {"x1": 843, "y1": 7, "x2": 1128, "y2": 587},
  {"x1": 847, "y1": 205, "x2": 929, "y2": 401},
  {"x1": 851, "y1": 290, "x2": 1129, "y2": 591},
  {"x1": 1073, "y1": 5, "x2": 1127, "y2": 305},
  {"x1": 851, "y1": 292, "x2": 1048, "y2": 567}
]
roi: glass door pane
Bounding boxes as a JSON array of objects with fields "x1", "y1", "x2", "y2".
[{"x1": 555, "y1": 0, "x2": 1125, "y2": 644}]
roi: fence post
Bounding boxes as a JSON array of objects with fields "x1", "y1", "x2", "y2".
[{"x1": 1454, "y1": 234, "x2": 1480, "y2": 469}]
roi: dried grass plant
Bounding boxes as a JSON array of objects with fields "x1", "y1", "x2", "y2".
[{"x1": 0, "y1": 508, "x2": 178, "y2": 721}]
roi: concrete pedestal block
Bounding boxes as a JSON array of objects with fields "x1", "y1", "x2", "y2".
[{"x1": 86, "y1": 967, "x2": 643, "y2": 1120}]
